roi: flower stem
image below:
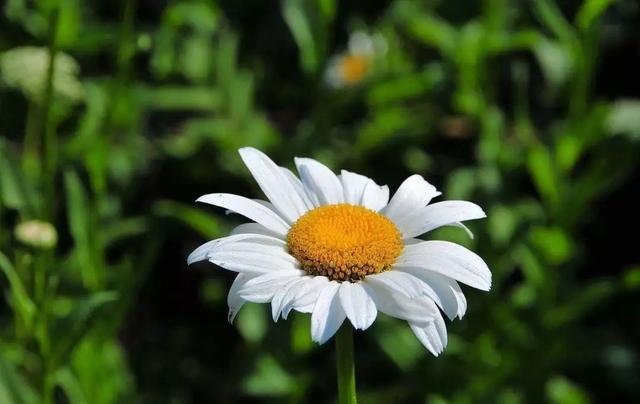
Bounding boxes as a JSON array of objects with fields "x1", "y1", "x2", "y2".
[{"x1": 335, "y1": 323, "x2": 357, "y2": 404}]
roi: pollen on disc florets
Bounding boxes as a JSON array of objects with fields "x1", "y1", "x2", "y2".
[{"x1": 287, "y1": 204, "x2": 403, "y2": 282}]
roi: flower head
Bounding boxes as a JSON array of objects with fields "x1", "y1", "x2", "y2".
[
  {"x1": 325, "y1": 31, "x2": 387, "y2": 88},
  {"x1": 188, "y1": 148, "x2": 491, "y2": 356},
  {"x1": 15, "y1": 220, "x2": 58, "y2": 249}
]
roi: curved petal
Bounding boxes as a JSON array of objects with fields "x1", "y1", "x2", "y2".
[
  {"x1": 288, "y1": 276, "x2": 330, "y2": 315},
  {"x1": 398, "y1": 201, "x2": 486, "y2": 239},
  {"x1": 383, "y1": 175, "x2": 440, "y2": 224},
  {"x1": 239, "y1": 147, "x2": 309, "y2": 223},
  {"x1": 394, "y1": 267, "x2": 467, "y2": 319},
  {"x1": 362, "y1": 281, "x2": 438, "y2": 326},
  {"x1": 237, "y1": 270, "x2": 305, "y2": 303},
  {"x1": 340, "y1": 170, "x2": 389, "y2": 211},
  {"x1": 227, "y1": 273, "x2": 250, "y2": 323},
  {"x1": 410, "y1": 311, "x2": 448, "y2": 356},
  {"x1": 187, "y1": 233, "x2": 286, "y2": 265},
  {"x1": 271, "y1": 277, "x2": 308, "y2": 321},
  {"x1": 203, "y1": 237, "x2": 299, "y2": 274},
  {"x1": 197, "y1": 193, "x2": 289, "y2": 236},
  {"x1": 365, "y1": 271, "x2": 428, "y2": 298},
  {"x1": 361, "y1": 181, "x2": 389, "y2": 211},
  {"x1": 398, "y1": 241, "x2": 492, "y2": 291},
  {"x1": 230, "y1": 223, "x2": 283, "y2": 238},
  {"x1": 295, "y1": 157, "x2": 344, "y2": 206},
  {"x1": 340, "y1": 170, "x2": 369, "y2": 205},
  {"x1": 339, "y1": 282, "x2": 377, "y2": 330},
  {"x1": 281, "y1": 166, "x2": 317, "y2": 209},
  {"x1": 311, "y1": 281, "x2": 346, "y2": 344}
]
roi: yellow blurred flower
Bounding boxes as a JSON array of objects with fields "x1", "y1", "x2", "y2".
[{"x1": 325, "y1": 31, "x2": 387, "y2": 88}]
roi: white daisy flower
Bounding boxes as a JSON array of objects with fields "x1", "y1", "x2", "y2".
[
  {"x1": 188, "y1": 147, "x2": 491, "y2": 356},
  {"x1": 325, "y1": 31, "x2": 387, "y2": 88}
]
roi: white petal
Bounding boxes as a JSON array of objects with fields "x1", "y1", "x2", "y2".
[
  {"x1": 197, "y1": 193, "x2": 289, "y2": 236},
  {"x1": 340, "y1": 170, "x2": 369, "y2": 205},
  {"x1": 276, "y1": 276, "x2": 315, "y2": 319},
  {"x1": 288, "y1": 276, "x2": 330, "y2": 314},
  {"x1": 338, "y1": 282, "x2": 377, "y2": 330},
  {"x1": 238, "y1": 270, "x2": 305, "y2": 303},
  {"x1": 295, "y1": 157, "x2": 344, "y2": 206},
  {"x1": 227, "y1": 274, "x2": 250, "y2": 323},
  {"x1": 398, "y1": 241, "x2": 492, "y2": 291},
  {"x1": 207, "y1": 239, "x2": 298, "y2": 274},
  {"x1": 361, "y1": 181, "x2": 389, "y2": 211},
  {"x1": 362, "y1": 281, "x2": 438, "y2": 326},
  {"x1": 311, "y1": 281, "x2": 346, "y2": 344},
  {"x1": 395, "y1": 267, "x2": 467, "y2": 319},
  {"x1": 365, "y1": 271, "x2": 428, "y2": 298},
  {"x1": 398, "y1": 201, "x2": 486, "y2": 239},
  {"x1": 187, "y1": 233, "x2": 285, "y2": 265},
  {"x1": 340, "y1": 170, "x2": 389, "y2": 211},
  {"x1": 383, "y1": 175, "x2": 440, "y2": 224},
  {"x1": 271, "y1": 277, "x2": 308, "y2": 321},
  {"x1": 281, "y1": 166, "x2": 317, "y2": 209},
  {"x1": 238, "y1": 147, "x2": 309, "y2": 223},
  {"x1": 230, "y1": 223, "x2": 282, "y2": 238},
  {"x1": 410, "y1": 312, "x2": 448, "y2": 356}
]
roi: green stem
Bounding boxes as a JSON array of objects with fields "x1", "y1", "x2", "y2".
[
  {"x1": 42, "y1": 9, "x2": 61, "y2": 218},
  {"x1": 335, "y1": 324, "x2": 357, "y2": 404},
  {"x1": 23, "y1": 102, "x2": 41, "y2": 181}
]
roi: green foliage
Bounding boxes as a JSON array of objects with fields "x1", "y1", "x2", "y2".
[{"x1": 0, "y1": 0, "x2": 638, "y2": 403}]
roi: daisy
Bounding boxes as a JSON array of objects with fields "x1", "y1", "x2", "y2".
[
  {"x1": 188, "y1": 147, "x2": 491, "y2": 357},
  {"x1": 325, "y1": 31, "x2": 387, "y2": 88}
]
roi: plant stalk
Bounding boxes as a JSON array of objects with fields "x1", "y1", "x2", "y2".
[{"x1": 335, "y1": 323, "x2": 357, "y2": 404}]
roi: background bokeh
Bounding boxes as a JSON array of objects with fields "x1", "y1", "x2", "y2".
[{"x1": 1, "y1": 0, "x2": 639, "y2": 403}]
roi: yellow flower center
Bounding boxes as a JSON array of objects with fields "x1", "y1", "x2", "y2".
[
  {"x1": 339, "y1": 54, "x2": 370, "y2": 84},
  {"x1": 287, "y1": 204, "x2": 403, "y2": 282}
]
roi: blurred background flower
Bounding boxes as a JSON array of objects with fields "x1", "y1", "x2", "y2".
[
  {"x1": 325, "y1": 30, "x2": 387, "y2": 87},
  {"x1": 0, "y1": 0, "x2": 639, "y2": 403}
]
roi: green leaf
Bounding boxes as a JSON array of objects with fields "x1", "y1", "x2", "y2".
[
  {"x1": 64, "y1": 170, "x2": 103, "y2": 289},
  {"x1": 545, "y1": 280, "x2": 614, "y2": 327},
  {"x1": 243, "y1": 355, "x2": 297, "y2": 397},
  {"x1": 236, "y1": 303, "x2": 268, "y2": 344},
  {"x1": 576, "y1": 0, "x2": 615, "y2": 32},
  {"x1": 290, "y1": 312, "x2": 313, "y2": 354},
  {"x1": 0, "y1": 141, "x2": 36, "y2": 211},
  {"x1": 527, "y1": 145, "x2": 560, "y2": 208},
  {"x1": 532, "y1": 0, "x2": 576, "y2": 44},
  {"x1": 377, "y1": 318, "x2": 424, "y2": 370},
  {"x1": 546, "y1": 376, "x2": 591, "y2": 404},
  {"x1": 0, "y1": 355, "x2": 39, "y2": 404},
  {"x1": 513, "y1": 244, "x2": 546, "y2": 286},
  {"x1": 153, "y1": 200, "x2": 222, "y2": 238},
  {"x1": 488, "y1": 205, "x2": 518, "y2": 247},
  {"x1": 529, "y1": 226, "x2": 574, "y2": 265},
  {"x1": 401, "y1": 6, "x2": 456, "y2": 55},
  {"x1": 0, "y1": 251, "x2": 36, "y2": 331},
  {"x1": 54, "y1": 368, "x2": 88, "y2": 404},
  {"x1": 70, "y1": 338, "x2": 134, "y2": 404},
  {"x1": 282, "y1": 0, "x2": 321, "y2": 74},
  {"x1": 139, "y1": 86, "x2": 222, "y2": 111},
  {"x1": 50, "y1": 291, "x2": 118, "y2": 370},
  {"x1": 622, "y1": 266, "x2": 640, "y2": 289},
  {"x1": 366, "y1": 65, "x2": 443, "y2": 106}
]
